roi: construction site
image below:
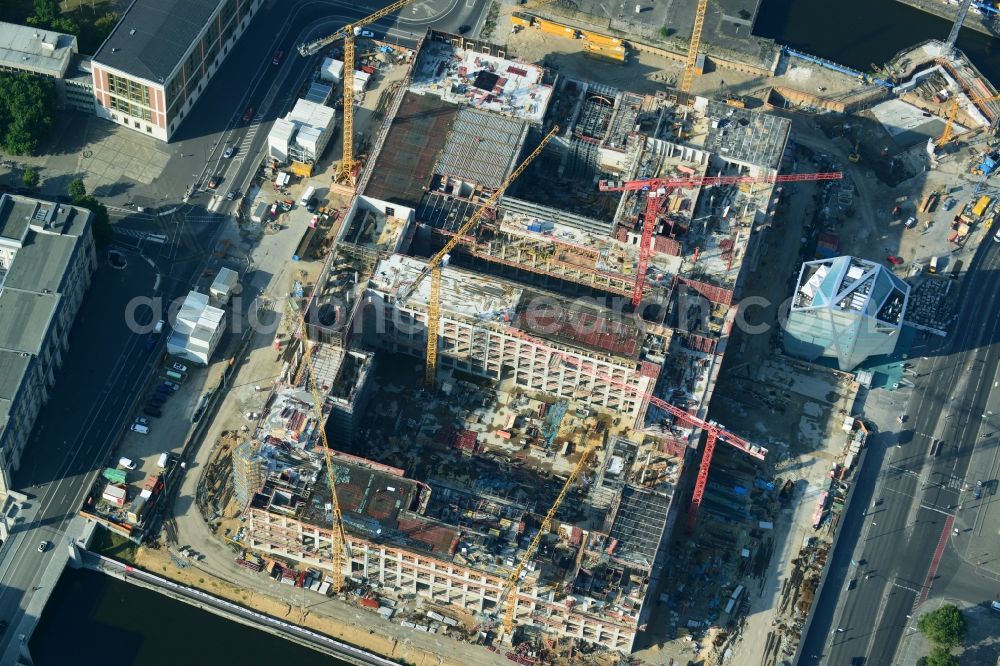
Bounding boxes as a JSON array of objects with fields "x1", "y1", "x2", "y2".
[{"x1": 211, "y1": 27, "x2": 815, "y2": 658}]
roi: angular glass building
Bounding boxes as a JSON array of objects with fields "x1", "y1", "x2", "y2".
[{"x1": 784, "y1": 256, "x2": 909, "y2": 371}]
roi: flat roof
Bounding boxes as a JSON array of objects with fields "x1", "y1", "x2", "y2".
[
  {"x1": 0, "y1": 289, "x2": 60, "y2": 356},
  {"x1": 435, "y1": 108, "x2": 525, "y2": 189},
  {"x1": 0, "y1": 194, "x2": 90, "y2": 245},
  {"x1": 371, "y1": 254, "x2": 523, "y2": 321},
  {"x1": 513, "y1": 291, "x2": 643, "y2": 360},
  {"x1": 93, "y1": 0, "x2": 223, "y2": 83},
  {"x1": 411, "y1": 40, "x2": 552, "y2": 124},
  {"x1": 0, "y1": 21, "x2": 76, "y2": 78},
  {"x1": 0, "y1": 351, "x2": 31, "y2": 403},
  {"x1": 3, "y1": 233, "x2": 77, "y2": 294},
  {"x1": 702, "y1": 100, "x2": 790, "y2": 170},
  {"x1": 364, "y1": 92, "x2": 457, "y2": 208}
]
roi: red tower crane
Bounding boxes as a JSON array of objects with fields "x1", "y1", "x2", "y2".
[
  {"x1": 506, "y1": 328, "x2": 767, "y2": 532},
  {"x1": 598, "y1": 171, "x2": 844, "y2": 306}
]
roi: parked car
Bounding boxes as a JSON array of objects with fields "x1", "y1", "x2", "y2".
[
  {"x1": 135, "y1": 417, "x2": 149, "y2": 426},
  {"x1": 208, "y1": 176, "x2": 220, "y2": 190},
  {"x1": 161, "y1": 381, "x2": 181, "y2": 392},
  {"x1": 154, "y1": 385, "x2": 172, "y2": 395},
  {"x1": 242, "y1": 106, "x2": 254, "y2": 123},
  {"x1": 223, "y1": 145, "x2": 234, "y2": 158},
  {"x1": 143, "y1": 405, "x2": 162, "y2": 418},
  {"x1": 147, "y1": 395, "x2": 166, "y2": 407},
  {"x1": 904, "y1": 216, "x2": 917, "y2": 228},
  {"x1": 0, "y1": 620, "x2": 8, "y2": 635},
  {"x1": 886, "y1": 254, "x2": 904, "y2": 266},
  {"x1": 170, "y1": 362, "x2": 188, "y2": 373},
  {"x1": 994, "y1": 228, "x2": 1000, "y2": 243},
  {"x1": 37, "y1": 541, "x2": 49, "y2": 553},
  {"x1": 272, "y1": 49, "x2": 284, "y2": 66},
  {"x1": 458, "y1": 24, "x2": 471, "y2": 34},
  {"x1": 119, "y1": 457, "x2": 138, "y2": 470},
  {"x1": 130, "y1": 424, "x2": 150, "y2": 435},
  {"x1": 944, "y1": 197, "x2": 957, "y2": 211}
]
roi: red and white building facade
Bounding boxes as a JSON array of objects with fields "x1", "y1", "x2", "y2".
[{"x1": 91, "y1": 0, "x2": 261, "y2": 142}]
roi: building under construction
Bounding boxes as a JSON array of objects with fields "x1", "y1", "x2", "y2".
[{"x1": 238, "y1": 30, "x2": 790, "y2": 653}]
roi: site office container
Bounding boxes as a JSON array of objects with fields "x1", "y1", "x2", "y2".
[{"x1": 536, "y1": 18, "x2": 577, "y2": 38}]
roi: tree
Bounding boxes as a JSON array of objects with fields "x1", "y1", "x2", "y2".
[
  {"x1": 924, "y1": 646, "x2": 959, "y2": 666},
  {"x1": 30, "y1": 0, "x2": 61, "y2": 26},
  {"x1": 0, "y1": 73, "x2": 56, "y2": 155},
  {"x1": 75, "y1": 195, "x2": 112, "y2": 247},
  {"x1": 49, "y1": 16, "x2": 79, "y2": 35},
  {"x1": 23, "y1": 168, "x2": 39, "y2": 188},
  {"x1": 68, "y1": 179, "x2": 86, "y2": 202},
  {"x1": 917, "y1": 605, "x2": 966, "y2": 648}
]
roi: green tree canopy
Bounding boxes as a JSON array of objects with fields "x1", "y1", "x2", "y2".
[
  {"x1": 0, "y1": 73, "x2": 56, "y2": 155},
  {"x1": 917, "y1": 605, "x2": 967, "y2": 648},
  {"x1": 75, "y1": 195, "x2": 112, "y2": 247},
  {"x1": 22, "y1": 168, "x2": 39, "y2": 188},
  {"x1": 68, "y1": 179, "x2": 86, "y2": 202},
  {"x1": 30, "y1": 0, "x2": 61, "y2": 26},
  {"x1": 924, "y1": 646, "x2": 959, "y2": 666}
]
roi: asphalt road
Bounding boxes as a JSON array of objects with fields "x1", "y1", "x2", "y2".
[
  {"x1": 800, "y1": 237, "x2": 1000, "y2": 665},
  {"x1": 0, "y1": 0, "x2": 488, "y2": 658}
]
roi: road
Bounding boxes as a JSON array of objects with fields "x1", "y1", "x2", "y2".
[
  {"x1": 799, "y1": 235, "x2": 1000, "y2": 665},
  {"x1": 0, "y1": 0, "x2": 488, "y2": 660}
]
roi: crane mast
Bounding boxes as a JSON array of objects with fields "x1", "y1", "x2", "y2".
[
  {"x1": 296, "y1": 315, "x2": 350, "y2": 591},
  {"x1": 599, "y1": 171, "x2": 843, "y2": 306},
  {"x1": 679, "y1": 0, "x2": 708, "y2": 93},
  {"x1": 296, "y1": 0, "x2": 422, "y2": 184},
  {"x1": 392, "y1": 126, "x2": 560, "y2": 387},
  {"x1": 499, "y1": 443, "x2": 596, "y2": 637}
]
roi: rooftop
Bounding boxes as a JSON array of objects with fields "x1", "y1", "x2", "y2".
[
  {"x1": 434, "y1": 108, "x2": 526, "y2": 190},
  {"x1": 3, "y1": 232, "x2": 78, "y2": 295},
  {"x1": 0, "y1": 21, "x2": 77, "y2": 78},
  {"x1": 0, "y1": 289, "x2": 60, "y2": 356},
  {"x1": 371, "y1": 254, "x2": 523, "y2": 321},
  {"x1": 92, "y1": 0, "x2": 222, "y2": 83},
  {"x1": 0, "y1": 194, "x2": 90, "y2": 246},
  {"x1": 700, "y1": 100, "x2": 791, "y2": 171},
  {"x1": 364, "y1": 92, "x2": 457, "y2": 208},
  {"x1": 793, "y1": 256, "x2": 909, "y2": 326},
  {"x1": 410, "y1": 39, "x2": 552, "y2": 124}
]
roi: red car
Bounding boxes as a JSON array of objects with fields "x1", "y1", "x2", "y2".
[
  {"x1": 886, "y1": 254, "x2": 904, "y2": 266},
  {"x1": 242, "y1": 106, "x2": 254, "y2": 123},
  {"x1": 272, "y1": 49, "x2": 284, "y2": 66}
]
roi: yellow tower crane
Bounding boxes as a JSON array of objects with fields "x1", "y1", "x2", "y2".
[
  {"x1": 497, "y1": 441, "x2": 596, "y2": 639},
  {"x1": 679, "y1": 0, "x2": 708, "y2": 93},
  {"x1": 294, "y1": 312, "x2": 350, "y2": 592},
  {"x1": 394, "y1": 126, "x2": 559, "y2": 387},
  {"x1": 938, "y1": 93, "x2": 1000, "y2": 148},
  {"x1": 297, "y1": 0, "x2": 421, "y2": 184}
]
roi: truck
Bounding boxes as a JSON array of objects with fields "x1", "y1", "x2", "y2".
[
  {"x1": 299, "y1": 185, "x2": 316, "y2": 208},
  {"x1": 972, "y1": 195, "x2": 992, "y2": 218}
]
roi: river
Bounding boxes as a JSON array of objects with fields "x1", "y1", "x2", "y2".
[
  {"x1": 756, "y1": 0, "x2": 1000, "y2": 84},
  {"x1": 30, "y1": 568, "x2": 348, "y2": 666}
]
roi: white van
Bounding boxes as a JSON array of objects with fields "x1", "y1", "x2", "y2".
[
  {"x1": 929, "y1": 256, "x2": 938, "y2": 274},
  {"x1": 299, "y1": 185, "x2": 316, "y2": 208},
  {"x1": 156, "y1": 452, "x2": 169, "y2": 468},
  {"x1": 118, "y1": 457, "x2": 138, "y2": 468}
]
